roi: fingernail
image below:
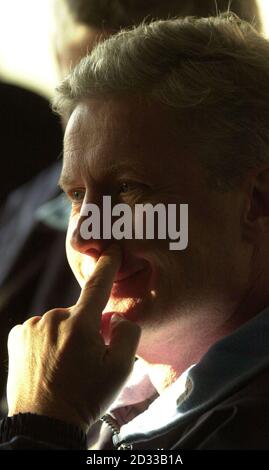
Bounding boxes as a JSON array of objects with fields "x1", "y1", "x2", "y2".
[{"x1": 111, "y1": 313, "x2": 123, "y2": 323}]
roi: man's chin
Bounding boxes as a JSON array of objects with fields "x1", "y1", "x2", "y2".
[
  {"x1": 103, "y1": 296, "x2": 141, "y2": 319},
  {"x1": 103, "y1": 287, "x2": 156, "y2": 324}
]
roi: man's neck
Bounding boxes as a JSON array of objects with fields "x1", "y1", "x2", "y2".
[{"x1": 136, "y1": 299, "x2": 268, "y2": 395}]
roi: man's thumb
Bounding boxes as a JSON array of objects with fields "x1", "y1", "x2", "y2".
[{"x1": 108, "y1": 314, "x2": 141, "y2": 372}]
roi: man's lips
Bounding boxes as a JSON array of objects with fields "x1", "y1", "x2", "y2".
[
  {"x1": 79, "y1": 251, "x2": 150, "y2": 287},
  {"x1": 114, "y1": 256, "x2": 150, "y2": 283},
  {"x1": 113, "y1": 266, "x2": 147, "y2": 283}
]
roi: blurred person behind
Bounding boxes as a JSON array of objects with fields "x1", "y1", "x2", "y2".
[{"x1": 0, "y1": 81, "x2": 62, "y2": 203}]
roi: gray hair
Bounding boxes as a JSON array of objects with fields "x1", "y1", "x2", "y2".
[{"x1": 53, "y1": 13, "x2": 269, "y2": 190}]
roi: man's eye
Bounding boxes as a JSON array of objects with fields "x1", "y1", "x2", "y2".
[
  {"x1": 119, "y1": 182, "x2": 137, "y2": 194},
  {"x1": 69, "y1": 189, "x2": 85, "y2": 203}
]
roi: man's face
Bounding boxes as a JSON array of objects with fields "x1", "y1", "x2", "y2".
[{"x1": 62, "y1": 97, "x2": 251, "y2": 344}]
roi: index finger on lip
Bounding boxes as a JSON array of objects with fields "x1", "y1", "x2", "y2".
[{"x1": 75, "y1": 244, "x2": 122, "y2": 323}]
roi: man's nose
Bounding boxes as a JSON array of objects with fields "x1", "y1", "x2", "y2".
[{"x1": 70, "y1": 213, "x2": 110, "y2": 257}]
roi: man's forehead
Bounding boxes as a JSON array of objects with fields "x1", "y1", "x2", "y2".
[
  {"x1": 64, "y1": 103, "x2": 91, "y2": 150},
  {"x1": 64, "y1": 97, "x2": 172, "y2": 142},
  {"x1": 64, "y1": 99, "x2": 145, "y2": 158},
  {"x1": 61, "y1": 99, "x2": 145, "y2": 182},
  {"x1": 61, "y1": 97, "x2": 186, "y2": 184}
]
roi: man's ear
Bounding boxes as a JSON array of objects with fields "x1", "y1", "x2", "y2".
[{"x1": 243, "y1": 166, "x2": 269, "y2": 235}]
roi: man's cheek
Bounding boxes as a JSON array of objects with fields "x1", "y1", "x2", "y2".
[
  {"x1": 66, "y1": 247, "x2": 81, "y2": 283},
  {"x1": 65, "y1": 231, "x2": 84, "y2": 286}
]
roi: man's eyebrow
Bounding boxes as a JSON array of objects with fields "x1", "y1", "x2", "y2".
[
  {"x1": 100, "y1": 161, "x2": 144, "y2": 178},
  {"x1": 58, "y1": 174, "x2": 78, "y2": 190},
  {"x1": 58, "y1": 161, "x2": 145, "y2": 190}
]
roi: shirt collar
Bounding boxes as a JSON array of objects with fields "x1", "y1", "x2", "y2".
[{"x1": 117, "y1": 305, "x2": 269, "y2": 445}]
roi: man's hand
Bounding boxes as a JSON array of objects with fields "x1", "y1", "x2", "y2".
[{"x1": 6, "y1": 245, "x2": 141, "y2": 431}]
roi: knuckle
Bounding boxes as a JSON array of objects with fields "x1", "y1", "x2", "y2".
[
  {"x1": 23, "y1": 315, "x2": 42, "y2": 327},
  {"x1": 8, "y1": 324, "x2": 21, "y2": 338},
  {"x1": 41, "y1": 308, "x2": 69, "y2": 324},
  {"x1": 7, "y1": 324, "x2": 22, "y2": 349},
  {"x1": 9, "y1": 324, "x2": 21, "y2": 334},
  {"x1": 86, "y1": 274, "x2": 107, "y2": 293}
]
